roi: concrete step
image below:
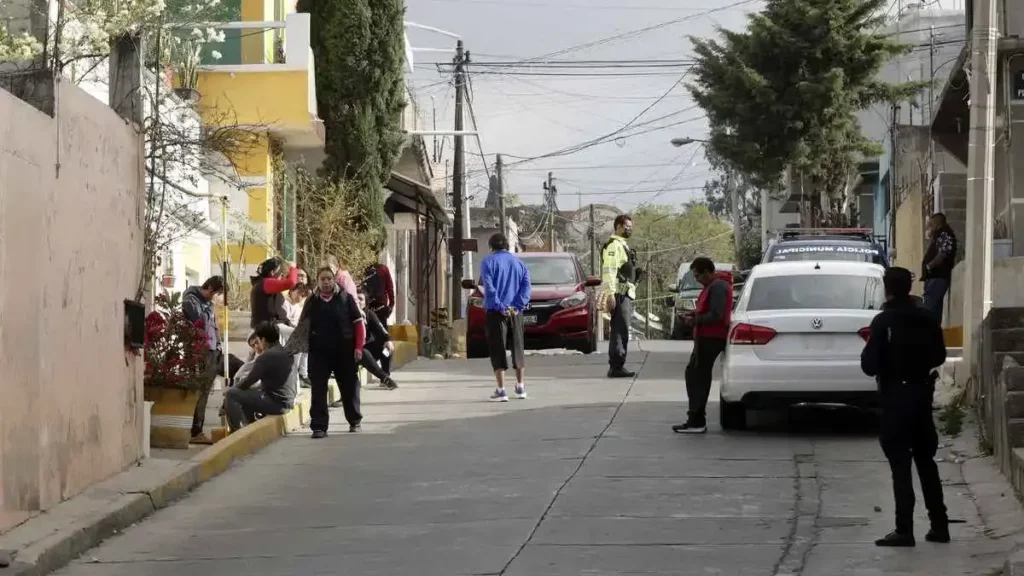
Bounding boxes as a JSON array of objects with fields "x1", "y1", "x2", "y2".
[
  {"x1": 993, "y1": 328, "x2": 1024, "y2": 354},
  {"x1": 1008, "y1": 390, "x2": 1024, "y2": 420},
  {"x1": 996, "y1": 352, "x2": 1024, "y2": 372},
  {"x1": 1006, "y1": 367, "x2": 1024, "y2": 392},
  {"x1": 991, "y1": 308, "x2": 1024, "y2": 330},
  {"x1": 1008, "y1": 418, "x2": 1024, "y2": 450}
]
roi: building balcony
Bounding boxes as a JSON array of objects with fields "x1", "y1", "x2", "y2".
[{"x1": 194, "y1": 13, "x2": 323, "y2": 150}]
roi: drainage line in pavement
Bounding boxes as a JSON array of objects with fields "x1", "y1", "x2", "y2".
[{"x1": 496, "y1": 350, "x2": 650, "y2": 575}]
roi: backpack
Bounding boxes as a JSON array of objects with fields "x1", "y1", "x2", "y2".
[{"x1": 363, "y1": 266, "x2": 386, "y2": 304}]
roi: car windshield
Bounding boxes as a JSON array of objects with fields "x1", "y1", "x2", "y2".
[
  {"x1": 522, "y1": 257, "x2": 578, "y2": 285},
  {"x1": 678, "y1": 270, "x2": 701, "y2": 291},
  {"x1": 746, "y1": 274, "x2": 884, "y2": 311},
  {"x1": 768, "y1": 243, "x2": 885, "y2": 265}
]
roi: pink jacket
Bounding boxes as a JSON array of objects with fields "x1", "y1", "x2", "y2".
[{"x1": 336, "y1": 270, "x2": 358, "y2": 299}]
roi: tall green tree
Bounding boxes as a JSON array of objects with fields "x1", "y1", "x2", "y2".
[
  {"x1": 298, "y1": 0, "x2": 406, "y2": 236},
  {"x1": 687, "y1": 0, "x2": 920, "y2": 200}
]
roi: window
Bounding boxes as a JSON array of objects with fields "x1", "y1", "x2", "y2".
[
  {"x1": 746, "y1": 275, "x2": 884, "y2": 311},
  {"x1": 522, "y1": 257, "x2": 579, "y2": 285},
  {"x1": 678, "y1": 270, "x2": 700, "y2": 291}
]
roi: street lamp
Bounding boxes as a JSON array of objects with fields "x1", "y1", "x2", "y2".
[{"x1": 669, "y1": 135, "x2": 742, "y2": 265}]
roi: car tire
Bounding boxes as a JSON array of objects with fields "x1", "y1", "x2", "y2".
[
  {"x1": 467, "y1": 341, "x2": 489, "y2": 359},
  {"x1": 719, "y1": 397, "x2": 747, "y2": 431}
]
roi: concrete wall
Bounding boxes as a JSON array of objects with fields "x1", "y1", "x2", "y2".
[
  {"x1": 893, "y1": 189, "x2": 926, "y2": 296},
  {"x1": 947, "y1": 257, "x2": 1024, "y2": 328},
  {"x1": 0, "y1": 83, "x2": 145, "y2": 532}
]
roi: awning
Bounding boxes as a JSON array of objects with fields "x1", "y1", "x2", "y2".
[
  {"x1": 386, "y1": 171, "x2": 451, "y2": 225},
  {"x1": 931, "y1": 43, "x2": 970, "y2": 165}
]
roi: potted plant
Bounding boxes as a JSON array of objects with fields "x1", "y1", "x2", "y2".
[
  {"x1": 144, "y1": 292, "x2": 213, "y2": 449},
  {"x1": 170, "y1": 38, "x2": 202, "y2": 104}
]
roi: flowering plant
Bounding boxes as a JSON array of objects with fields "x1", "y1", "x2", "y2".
[{"x1": 143, "y1": 292, "x2": 212, "y2": 392}]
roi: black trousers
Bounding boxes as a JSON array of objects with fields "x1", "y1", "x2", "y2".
[
  {"x1": 485, "y1": 311, "x2": 525, "y2": 371},
  {"x1": 880, "y1": 387, "x2": 948, "y2": 534},
  {"x1": 361, "y1": 345, "x2": 391, "y2": 382},
  {"x1": 685, "y1": 336, "x2": 727, "y2": 425},
  {"x1": 224, "y1": 388, "x2": 287, "y2": 431},
  {"x1": 309, "y1": 347, "x2": 361, "y2": 431},
  {"x1": 608, "y1": 295, "x2": 632, "y2": 369},
  {"x1": 191, "y1": 350, "x2": 229, "y2": 436},
  {"x1": 373, "y1": 306, "x2": 393, "y2": 374}
]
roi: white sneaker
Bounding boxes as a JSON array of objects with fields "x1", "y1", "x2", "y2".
[
  {"x1": 514, "y1": 384, "x2": 527, "y2": 399},
  {"x1": 489, "y1": 388, "x2": 509, "y2": 402}
]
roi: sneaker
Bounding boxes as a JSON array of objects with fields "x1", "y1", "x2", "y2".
[
  {"x1": 608, "y1": 367, "x2": 635, "y2": 379},
  {"x1": 490, "y1": 388, "x2": 509, "y2": 402},
  {"x1": 329, "y1": 400, "x2": 344, "y2": 409},
  {"x1": 925, "y1": 527, "x2": 950, "y2": 543},
  {"x1": 190, "y1": 433, "x2": 214, "y2": 445},
  {"x1": 311, "y1": 430, "x2": 327, "y2": 439},
  {"x1": 381, "y1": 378, "x2": 398, "y2": 390},
  {"x1": 671, "y1": 422, "x2": 707, "y2": 434},
  {"x1": 875, "y1": 531, "x2": 916, "y2": 547},
  {"x1": 299, "y1": 376, "x2": 312, "y2": 389},
  {"x1": 349, "y1": 424, "x2": 362, "y2": 433},
  {"x1": 514, "y1": 384, "x2": 527, "y2": 399}
]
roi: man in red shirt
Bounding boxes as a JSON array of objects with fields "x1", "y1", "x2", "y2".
[{"x1": 673, "y1": 257, "x2": 733, "y2": 434}]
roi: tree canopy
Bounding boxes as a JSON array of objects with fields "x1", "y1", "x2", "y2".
[
  {"x1": 687, "y1": 0, "x2": 919, "y2": 196},
  {"x1": 298, "y1": 0, "x2": 406, "y2": 235}
]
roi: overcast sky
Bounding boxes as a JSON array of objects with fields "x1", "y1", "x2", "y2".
[{"x1": 404, "y1": 0, "x2": 764, "y2": 213}]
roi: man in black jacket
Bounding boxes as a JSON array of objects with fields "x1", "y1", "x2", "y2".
[
  {"x1": 921, "y1": 213, "x2": 957, "y2": 323},
  {"x1": 357, "y1": 291, "x2": 398, "y2": 390},
  {"x1": 861, "y1": 267, "x2": 949, "y2": 547}
]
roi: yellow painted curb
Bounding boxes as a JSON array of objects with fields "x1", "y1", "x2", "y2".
[
  {"x1": 392, "y1": 341, "x2": 418, "y2": 370},
  {"x1": 389, "y1": 324, "x2": 419, "y2": 343},
  {"x1": 944, "y1": 325, "x2": 963, "y2": 347}
]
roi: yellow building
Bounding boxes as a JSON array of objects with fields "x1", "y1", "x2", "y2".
[{"x1": 195, "y1": 0, "x2": 323, "y2": 274}]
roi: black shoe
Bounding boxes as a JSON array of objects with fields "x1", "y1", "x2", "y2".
[
  {"x1": 608, "y1": 367, "x2": 635, "y2": 379},
  {"x1": 672, "y1": 421, "x2": 707, "y2": 434},
  {"x1": 875, "y1": 531, "x2": 915, "y2": 547},
  {"x1": 380, "y1": 378, "x2": 398, "y2": 390},
  {"x1": 311, "y1": 430, "x2": 327, "y2": 439},
  {"x1": 349, "y1": 424, "x2": 362, "y2": 433},
  {"x1": 329, "y1": 400, "x2": 344, "y2": 408},
  {"x1": 925, "y1": 527, "x2": 950, "y2": 543}
]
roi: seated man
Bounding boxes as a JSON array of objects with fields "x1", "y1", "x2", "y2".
[{"x1": 224, "y1": 322, "x2": 297, "y2": 432}]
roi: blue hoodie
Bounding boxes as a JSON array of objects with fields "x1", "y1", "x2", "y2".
[{"x1": 480, "y1": 250, "x2": 531, "y2": 313}]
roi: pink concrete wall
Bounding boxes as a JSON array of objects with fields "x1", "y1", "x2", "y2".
[{"x1": 0, "y1": 83, "x2": 145, "y2": 532}]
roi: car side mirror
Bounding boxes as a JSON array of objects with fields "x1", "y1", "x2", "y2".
[
  {"x1": 461, "y1": 279, "x2": 477, "y2": 290},
  {"x1": 584, "y1": 276, "x2": 601, "y2": 287}
]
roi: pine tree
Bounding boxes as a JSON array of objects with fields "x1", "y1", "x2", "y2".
[
  {"x1": 297, "y1": 0, "x2": 406, "y2": 235},
  {"x1": 687, "y1": 0, "x2": 921, "y2": 200}
]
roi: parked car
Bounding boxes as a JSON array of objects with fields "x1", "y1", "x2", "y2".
[
  {"x1": 719, "y1": 260, "x2": 885, "y2": 430},
  {"x1": 464, "y1": 252, "x2": 601, "y2": 358},
  {"x1": 762, "y1": 228, "x2": 889, "y2": 267},
  {"x1": 669, "y1": 265, "x2": 744, "y2": 340}
]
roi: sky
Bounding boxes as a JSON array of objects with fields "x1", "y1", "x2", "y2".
[
  {"x1": 403, "y1": 0, "x2": 765, "y2": 213},
  {"x1": 402, "y1": 0, "x2": 968, "y2": 216}
]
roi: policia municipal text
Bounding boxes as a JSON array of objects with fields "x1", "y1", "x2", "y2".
[{"x1": 600, "y1": 215, "x2": 641, "y2": 379}]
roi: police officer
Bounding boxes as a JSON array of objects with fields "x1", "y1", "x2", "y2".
[
  {"x1": 601, "y1": 214, "x2": 640, "y2": 378},
  {"x1": 861, "y1": 267, "x2": 949, "y2": 547}
]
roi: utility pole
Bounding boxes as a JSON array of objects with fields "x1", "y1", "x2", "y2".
[
  {"x1": 645, "y1": 241, "x2": 652, "y2": 339},
  {"x1": 889, "y1": 103, "x2": 899, "y2": 251},
  {"x1": 451, "y1": 40, "x2": 467, "y2": 318},
  {"x1": 544, "y1": 171, "x2": 557, "y2": 251},
  {"x1": 963, "y1": 0, "x2": 998, "y2": 378},
  {"x1": 730, "y1": 172, "x2": 741, "y2": 265},
  {"x1": 496, "y1": 153, "x2": 507, "y2": 238},
  {"x1": 589, "y1": 203, "x2": 597, "y2": 276}
]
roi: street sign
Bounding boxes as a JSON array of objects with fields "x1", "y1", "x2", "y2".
[{"x1": 1015, "y1": 68, "x2": 1024, "y2": 101}]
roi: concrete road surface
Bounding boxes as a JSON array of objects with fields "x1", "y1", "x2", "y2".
[{"x1": 54, "y1": 341, "x2": 1023, "y2": 575}]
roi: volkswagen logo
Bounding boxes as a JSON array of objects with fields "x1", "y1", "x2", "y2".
[{"x1": 811, "y1": 317, "x2": 823, "y2": 330}]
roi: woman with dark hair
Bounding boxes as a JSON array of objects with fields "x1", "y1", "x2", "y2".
[
  {"x1": 291, "y1": 267, "x2": 366, "y2": 437},
  {"x1": 250, "y1": 257, "x2": 299, "y2": 329},
  {"x1": 356, "y1": 290, "x2": 399, "y2": 390}
]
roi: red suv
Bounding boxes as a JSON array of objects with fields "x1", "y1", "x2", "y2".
[{"x1": 465, "y1": 252, "x2": 601, "y2": 358}]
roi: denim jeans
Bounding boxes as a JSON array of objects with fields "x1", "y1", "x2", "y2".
[{"x1": 923, "y1": 278, "x2": 949, "y2": 324}]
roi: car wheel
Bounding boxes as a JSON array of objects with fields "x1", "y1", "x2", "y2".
[
  {"x1": 719, "y1": 397, "x2": 747, "y2": 431},
  {"x1": 467, "y1": 341, "x2": 489, "y2": 359}
]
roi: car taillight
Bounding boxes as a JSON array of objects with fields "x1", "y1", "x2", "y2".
[
  {"x1": 858, "y1": 327, "x2": 871, "y2": 341},
  {"x1": 730, "y1": 323, "x2": 777, "y2": 345},
  {"x1": 469, "y1": 296, "x2": 484, "y2": 308}
]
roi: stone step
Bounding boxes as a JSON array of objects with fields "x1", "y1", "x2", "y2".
[
  {"x1": 1008, "y1": 390, "x2": 1024, "y2": 420},
  {"x1": 1006, "y1": 367, "x2": 1024, "y2": 393},
  {"x1": 1008, "y1": 418, "x2": 1024, "y2": 450},
  {"x1": 996, "y1": 352, "x2": 1024, "y2": 372},
  {"x1": 990, "y1": 308, "x2": 1024, "y2": 330}
]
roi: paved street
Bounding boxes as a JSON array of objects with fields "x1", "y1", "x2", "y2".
[{"x1": 55, "y1": 341, "x2": 1022, "y2": 575}]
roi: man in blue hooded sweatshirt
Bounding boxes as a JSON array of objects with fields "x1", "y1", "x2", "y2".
[{"x1": 479, "y1": 233, "x2": 531, "y2": 402}]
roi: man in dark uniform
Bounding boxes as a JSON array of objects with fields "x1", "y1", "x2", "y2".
[{"x1": 861, "y1": 267, "x2": 949, "y2": 547}]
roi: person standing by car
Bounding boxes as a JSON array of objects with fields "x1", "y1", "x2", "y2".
[
  {"x1": 861, "y1": 266, "x2": 949, "y2": 547},
  {"x1": 601, "y1": 214, "x2": 639, "y2": 378},
  {"x1": 672, "y1": 257, "x2": 732, "y2": 434},
  {"x1": 921, "y1": 213, "x2": 957, "y2": 324},
  {"x1": 479, "y1": 233, "x2": 531, "y2": 402}
]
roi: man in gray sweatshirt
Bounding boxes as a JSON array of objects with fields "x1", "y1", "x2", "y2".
[{"x1": 224, "y1": 322, "x2": 297, "y2": 431}]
